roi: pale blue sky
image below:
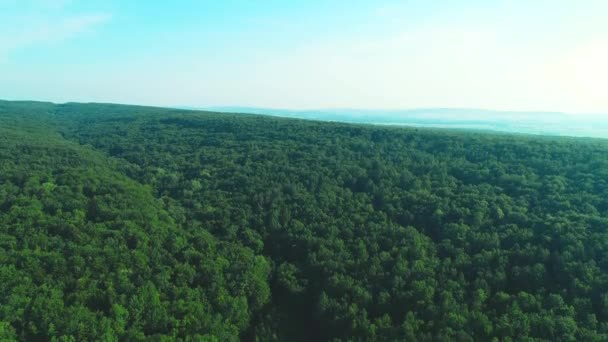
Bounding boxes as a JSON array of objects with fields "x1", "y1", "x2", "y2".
[{"x1": 1, "y1": 0, "x2": 607, "y2": 114}]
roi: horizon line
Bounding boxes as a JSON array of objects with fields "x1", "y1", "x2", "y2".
[{"x1": 1, "y1": 98, "x2": 606, "y2": 117}]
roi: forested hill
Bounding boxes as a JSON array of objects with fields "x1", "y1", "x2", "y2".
[{"x1": 2, "y1": 101, "x2": 608, "y2": 341}]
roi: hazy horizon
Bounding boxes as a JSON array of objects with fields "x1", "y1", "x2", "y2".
[
  {"x1": 5, "y1": 97, "x2": 607, "y2": 139},
  {"x1": 3, "y1": 98, "x2": 605, "y2": 118}
]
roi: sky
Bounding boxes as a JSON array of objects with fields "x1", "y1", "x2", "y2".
[{"x1": 0, "y1": 0, "x2": 607, "y2": 114}]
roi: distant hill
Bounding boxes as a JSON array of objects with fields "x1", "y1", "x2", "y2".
[{"x1": 202, "y1": 106, "x2": 608, "y2": 139}]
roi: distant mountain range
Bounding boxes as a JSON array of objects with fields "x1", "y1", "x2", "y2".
[{"x1": 194, "y1": 107, "x2": 608, "y2": 139}]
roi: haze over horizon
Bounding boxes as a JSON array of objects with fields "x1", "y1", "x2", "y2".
[{"x1": 1, "y1": 0, "x2": 608, "y2": 115}]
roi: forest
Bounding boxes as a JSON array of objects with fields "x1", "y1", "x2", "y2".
[{"x1": 2, "y1": 99, "x2": 608, "y2": 341}]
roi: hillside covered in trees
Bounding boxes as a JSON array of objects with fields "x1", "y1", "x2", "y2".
[{"x1": 2, "y1": 100, "x2": 608, "y2": 341}]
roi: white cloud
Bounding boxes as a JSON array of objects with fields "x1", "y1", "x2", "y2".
[
  {"x1": 7, "y1": 13, "x2": 109, "y2": 47},
  {"x1": 0, "y1": 1, "x2": 110, "y2": 58}
]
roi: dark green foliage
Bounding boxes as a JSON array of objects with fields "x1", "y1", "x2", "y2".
[
  {"x1": 0, "y1": 102, "x2": 270, "y2": 341},
  {"x1": 2, "y1": 100, "x2": 608, "y2": 340}
]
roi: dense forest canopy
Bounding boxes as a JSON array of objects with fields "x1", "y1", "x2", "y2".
[{"x1": 2, "y1": 100, "x2": 608, "y2": 341}]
